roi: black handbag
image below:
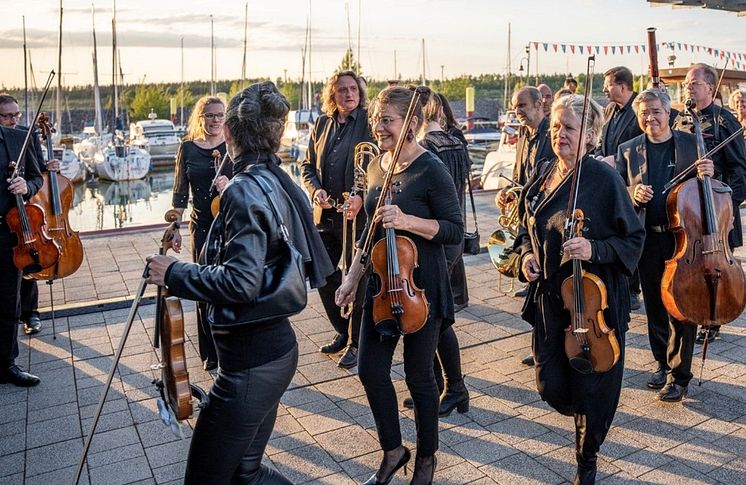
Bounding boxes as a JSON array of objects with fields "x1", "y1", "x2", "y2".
[
  {"x1": 463, "y1": 173, "x2": 481, "y2": 255},
  {"x1": 209, "y1": 172, "x2": 307, "y2": 328}
]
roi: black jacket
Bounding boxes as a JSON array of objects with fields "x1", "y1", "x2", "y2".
[
  {"x1": 616, "y1": 131, "x2": 699, "y2": 227},
  {"x1": 598, "y1": 93, "x2": 643, "y2": 158},
  {"x1": 166, "y1": 162, "x2": 322, "y2": 327},
  {"x1": 300, "y1": 107, "x2": 375, "y2": 225},
  {"x1": 0, "y1": 125, "x2": 43, "y2": 217},
  {"x1": 513, "y1": 117, "x2": 553, "y2": 186}
]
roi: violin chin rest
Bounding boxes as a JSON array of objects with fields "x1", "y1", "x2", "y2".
[
  {"x1": 23, "y1": 264, "x2": 43, "y2": 276},
  {"x1": 374, "y1": 319, "x2": 402, "y2": 338},
  {"x1": 569, "y1": 356, "x2": 593, "y2": 375}
]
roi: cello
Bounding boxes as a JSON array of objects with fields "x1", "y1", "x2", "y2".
[
  {"x1": 28, "y1": 113, "x2": 84, "y2": 280},
  {"x1": 359, "y1": 90, "x2": 429, "y2": 337},
  {"x1": 5, "y1": 73, "x2": 60, "y2": 274},
  {"x1": 661, "y1": 99, "x2": 746, "y2": 325}
]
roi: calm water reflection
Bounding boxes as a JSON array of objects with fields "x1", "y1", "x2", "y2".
[{"x1": 67, "y1": 163, "x2": 305, "y2": 232}]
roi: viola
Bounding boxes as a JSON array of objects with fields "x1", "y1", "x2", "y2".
[
  {"x1": 209, "y1": 150, "x2": 229, "y2": 217},
  {"x1": 28, "y1": 113, "x2": 84, "y2": 280},
  {"x1": 561, "y1": 209, "x2": 620, "y2": 374},
  {"x1": 662, "y1": 99, "x2": 746, "y2": 325},
  {"x1": 370, "y1": 191, "x2": 429, "y2": 336},
  {"x1": 153, "y1": 209, "x2": 205, "y2": 421}
]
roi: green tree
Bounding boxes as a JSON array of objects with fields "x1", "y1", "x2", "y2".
[
  {"x1": 338, "y1": 48, "x2": 361, "y2": 74},
  {"x1": 130, "y1": 84, "x2": 170, "y2": 120}
]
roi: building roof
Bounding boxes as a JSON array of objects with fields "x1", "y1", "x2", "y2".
[{"x1": 648, "y1": 0, "x2": 746, "y2": 15}]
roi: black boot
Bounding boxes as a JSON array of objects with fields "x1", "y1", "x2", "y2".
[
  {"x1": 438, "y1": 383, "x2": 469, "y2": 417},
  {"x1": 573, "y1": 466, "x2": 596, "y2": 485},
  {"x1": 363, "y1": 446, "x2": 410, "y2": 485},
  {"x1": 409, "y1": 454, "x2": 436, "y2": 485}
]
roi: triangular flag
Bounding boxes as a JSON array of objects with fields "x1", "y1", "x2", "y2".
[
  {"x1": 677, "y1": 43, "x2": 681, "y2": 51},
  {"x1": 603, "y1": 46, "x2": 608, "y2": 55},
  {"x1": 543, "y1": 43, "x2": 549, "y2": 52},
  {"x1": 561, "y1": 44, "x2": 566, "y2": 53},
  {"x1": 578, "y1": 45, "x2": 584, "y2": 54},
  {"x1": 634, "y1": 45, "x2": 639, "y2": 54},
  {"x1": 553, "y1": 43, "x2": 558, "y2": 53},
  {"x1": 570, "y1": 45, "x2": 576, "y2": 54},
  {"x1": 642, "y1": 45, "x2": 646, "y2": 54},
  {"x1": 533, "y1": 42, "x2": 539, "y2": 50},
  {"x1": 611, "y1": 46, "x2": 616, "y2": 54},
  {"x1": 595, "y1": 46, "x2": 600, "y2": 54}
]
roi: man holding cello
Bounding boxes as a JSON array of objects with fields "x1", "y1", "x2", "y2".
[
  {"x1": 617, "y1": 89, "x2": 714, "y2": 402},
  {"x1": 0, "y1": 120, "x2": 44, "y2": 387}
]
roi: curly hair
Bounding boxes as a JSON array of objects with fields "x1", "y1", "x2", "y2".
[
  {"x1": 321, "y1": 70, "x2": 369, "y2": 117},
  {"x1": 225, "y1": 81, "x2": 290, "y2": 155},
  {"x1": 551, "y1": 94, "x2": 604, "y2": 152},
  {"x1": 185, "y1": 96, "x2": 224, "y2": 141}
]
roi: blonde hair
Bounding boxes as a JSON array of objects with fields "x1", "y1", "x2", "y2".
[
  {"x1": 185, "y1": 96, "x2": 225, "y2": 141},
  {"x1": 728, "y1": 90, "x2": 745, "y2": 111},
  {"x1": 551, "y1": 95, "x2": 604, "y2": 152},
  {"x1": 321, "y1": 70, "x2": 369, "y2": 117}
]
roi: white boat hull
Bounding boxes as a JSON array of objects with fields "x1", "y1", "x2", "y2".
[
  {"x1": 57, "y1": 148, "x2": 87, "y2": 183},
  {"x1": 92, "y1": 146, "x2": 151, "y2": 181},
  {"x1": 481, "y1": 144, "x2": 516, "y2": 191}
]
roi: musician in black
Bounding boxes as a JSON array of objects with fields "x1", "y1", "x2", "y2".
[
  {"x1": 672, "y1": 63, "x2": 746, "y2": 344},
  {"x1": 336, "y1": 86, "x2": 463, "y2": 485},
  {"x1": 0, "y1": 94, "x2": 59, "y2": 336},
  {"x1": 170, "y1": 95, "x2": 231, "y2": 371},
  {"x1": 301, "y1": 70, "x2": 375, "y2": 368},
  {"x1": 148, "y1": 81, "x2": 332, "y2": 485},
  {"x1": 617, "y1": 89, "x2": 714, "y2": 402},
  {"x1": 0, "y1": 124, "x2": 43, "y2": 387},
  {"x1": 516, "y1": 95, "x2": 644, "y2": 484}
]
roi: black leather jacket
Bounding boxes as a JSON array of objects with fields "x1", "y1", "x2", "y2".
[{"x1": 165, "y1": 162, "x2": 311, "y2": 327}]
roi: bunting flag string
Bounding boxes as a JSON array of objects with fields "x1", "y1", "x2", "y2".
[{"x1": 528, "y1": 39, "x2": 746, "y2": 70}]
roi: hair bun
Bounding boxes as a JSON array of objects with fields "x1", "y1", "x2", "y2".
[{"x1": 261, "y1": 91, "x2": 290, "y2": 119}]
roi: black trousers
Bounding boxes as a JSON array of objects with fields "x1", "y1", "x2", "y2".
[
  {"x1": 316, "y1": 215, "x2": 364, "y2": 346},
  {"x1": 358, "y1": 299, "x2": 442, "y2": 457},
  {"x1": 191, "y1": 222, "x2": 218, "y2": 364},
  {"x1": 0, "y1": 232, "x2": 22, "y2": 368},
  {"x1": 185, "y1": 344, "x2": 298, "y2": 484},
  {"x1": 20, "y1": 277, "x2": 39, "y2": 321},
  {"x1": 638, "y1": 231, "x2": 696, "y2": 387},
  {"x1": 532, "y1": 291, "x2": 625, "y2": 471}
]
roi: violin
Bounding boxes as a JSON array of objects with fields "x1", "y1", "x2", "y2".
[
  {"x1": 360, "y1": 90, "x2": 429, "y2": 336},
  {"x1": 5, "y1": 74, "x2": 60, "y2": 274},
  {"x1": 661, "y1": 99, "x2": 746, "y2": 325},
  {"x1": 209, "y1": 150, "x2": 230, "y2": 217},
  {"x1": 153, "y1": 209, "x2": 206, "y2": 421},
  {"x1": 562, "y1": 209, "x2": 620, "y2": 374},
  {"x1": 28, "y1": 113, "x2": 84, "y2": 280}
]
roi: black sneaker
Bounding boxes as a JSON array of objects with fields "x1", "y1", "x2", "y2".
[
  {"x1": 695, "y1": 327, "x2": 719, "y2": 345},
  {"x1": 629, "y1": 293, "x2": 642, "y2": 311},
  {"x1": 23, "y1": 316, "x2": 42, "y2": 335}
]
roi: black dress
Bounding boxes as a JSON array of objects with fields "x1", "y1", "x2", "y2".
[
  {"x1": 516, "y1": 156, "x2": 644, "y2": 474},
  {"x1": 357, "y1": 151, "x2": 463, "y2": 457},
  {"x1": 172, "y1": 140, "x2": 232, "y2": 364}
]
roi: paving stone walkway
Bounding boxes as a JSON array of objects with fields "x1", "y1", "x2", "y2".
[{"x1": 2, "y1": 192, "x2": 745, "y2": 484}]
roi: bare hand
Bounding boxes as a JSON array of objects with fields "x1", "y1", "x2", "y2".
[
  {"x1": 313, "y1": 189, "x2": 333, "y2": 209},
  {"x1": 215, "y1": 175, "x2": 229, "y2": 194},
  {"x1": 633, "y1": 184, "x2": 654, "y2": 204},
  {"x1": 521, "y1": 253, "x2": 541, "y2": 282},
  {"x1": 145, "y1": 254, "x2": 178, "y2": 286},
  {"x1": 7, "y1": 176, "x2": 28, "y2": 195},
  {"x1": 335, "y1": 279, "x2": 358, "y2": 307},
  {"x1": 562, "y1": 237, "x2": 592, "y2": 261},
  {"x1": 496, "y1": 188, "x2": 516, "y2": 210},
  {"x1": 374, "y1": 204, "x2": 409, "y2": 230},
  {"x1": 346, "y1": 195, "x2": 363, "y2": 220},
  {"x1": 46, "y1": 159, "x2": 61, "y2": 172},
  {"x1": 695, "y1": 158, "x2": 715, "y2": 178},
  {"x1": 171, "y1": 230, "x2": 183, "y2": 253}
]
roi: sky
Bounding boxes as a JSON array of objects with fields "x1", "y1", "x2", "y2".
[{"x1": 2, "y1": 0, "x2": 746, "y2": 89}]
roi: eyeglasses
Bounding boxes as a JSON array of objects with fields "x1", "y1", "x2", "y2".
[
  {"x1": 371, "y1": 115, "x2": 402, "y2": 127},
  {"x1": 0, "y1": 112, "x2": 22, "y2": 120},
  {"x1": 201, "y1": 113, "x2": 225, "y2": 120},
  {"x1": 683, "y1": 80, "x2": 708, "y2": 89}
]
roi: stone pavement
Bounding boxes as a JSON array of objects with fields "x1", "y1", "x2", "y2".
[{"x1": 2, "y1": 192, "x2": 746, "y2": 484}]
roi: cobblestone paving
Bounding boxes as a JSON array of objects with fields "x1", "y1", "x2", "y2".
[{"x1": 3, "y1": 193, "x2": 745, "y2": 484}]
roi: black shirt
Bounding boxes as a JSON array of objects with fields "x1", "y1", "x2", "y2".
[
  {"x1": 645, "y1": 137, "x2": 675, "y2": 226},
  {"x1": 172, "y1": 140, "x2": 231, "y2": 227},
  {"x1": 322, "y1": 110, "x2": 359, "y2": 202}
]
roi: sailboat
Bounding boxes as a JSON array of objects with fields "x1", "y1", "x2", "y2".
[{"x1": 84, "y1": 1, "x2": 150, "y2": 181}]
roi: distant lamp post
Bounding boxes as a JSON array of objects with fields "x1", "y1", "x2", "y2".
[
  {"x1": 440, "y1": 65, "x2": 445, "y2": 83},
  {"x1": 519, "y1": 57, "x2": 529, "y2": 85}
]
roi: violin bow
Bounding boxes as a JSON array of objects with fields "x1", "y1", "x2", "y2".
[
  {"x1": 10, "y1": 71, "x2": 55, "y2": 180},
  {"x1": 359, "y1": 89, "x2": 421, "y2": 266}
]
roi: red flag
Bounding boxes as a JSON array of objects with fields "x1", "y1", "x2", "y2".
[
  {"x1": 553, "y1": 43, "x2": 558, "y2": 52},
  {"x1": 570, "y1": 45, "x2": 576, "y2": 54},
  {"x1": 603, "y1": 46, "x2": 609, "y2": 55}
]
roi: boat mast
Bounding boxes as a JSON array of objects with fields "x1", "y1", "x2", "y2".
[
  {"x1": 112, "y1": 0, "x2": 119, "y2": 131},
  {"x1": 56, "y1": 2, "x2": 63, "y2": 132},
  {"x1": 210, "y1": 15, "x2": 215, "y2": 96},
  {"x1": 307, "y1": 0, "x2": 312, "y2": 110},
  {"x1": 240, "y1": 2, "x2": 248, "y2": 90},
  {"x1": 23, "y1": 16, "x2": 30, "y2": 122},
  {"x1": 180, "y1": 36, "x2": 184, "y2": 126},
  {"x1": 92, "y1": 2, "x2": 103, "y2": 135},
  {"x1": 504, "y1": 22, "x2": 511, "y2": 113},
  {"x1": 356, "y1": 0, "x2": 361, "y2": 75},
  {"x1": 421, "y1": 38, "x2": 426, "y2": 86}
]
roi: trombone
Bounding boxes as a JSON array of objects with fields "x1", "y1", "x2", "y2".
[{"x1": 339, "y1": 142, "x2": 379, "y2": 318}]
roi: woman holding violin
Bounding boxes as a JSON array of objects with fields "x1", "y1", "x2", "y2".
[
  {"x1": 336, "y1": 86, "x2": 463, "y2": 485},
  {"x1": 148, "y1": 82, "x2": 332, "y2": 484},
  {"x1": 515, "y1": 94, "x2": 644, "y2": 484},
  {"x1": 170, "y1": 95, "x2": 232, "y2": 371}
]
